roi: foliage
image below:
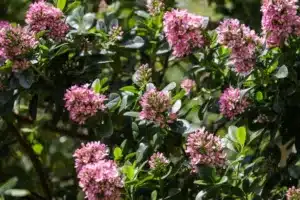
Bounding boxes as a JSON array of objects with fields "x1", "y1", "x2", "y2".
[{"x1": 0, "y1": 0, "x2": 300, "y2": 200}]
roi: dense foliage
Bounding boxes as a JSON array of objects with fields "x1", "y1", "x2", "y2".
[{"x1": 2, "y1": 0, "x2": 300, "y2": 200}]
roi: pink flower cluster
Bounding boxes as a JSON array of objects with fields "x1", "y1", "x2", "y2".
[
  {"x1": 0, "y1": 26, "x2": 37, "y2": 71},
  {"x1": 185, "y1": 128, "x2": 226, "y2": 172},
  {"x1": 73, "y1": 142, "x2": 108, "y2": 171},
  {"x1": 147, "y1": 0, "x2": 165, "y2": 16},
  {"x1": 64, "y1": 84, "x2": 107, "y2": 124},
  {"x1": 287, "y1": 186, "x2": 300, "y2": 200},
  {"x1": 163, "y1": 9, "x2": 207, "y2": 57},
  {"x1": 74, "y1": 142, "x2": 123, "y2": 200},
  {"x1": 148, "y1": 152, "x2": 169, "y2": 170},
  {"x1": 219, "y1": 87, "x2": 249, "y2": 119},
  {"x1": 25, "y1": 0, "x2": 69, "y2": 41},
  {"x1": 0, "y1": 21, "x2": 10, "y2": 30},
  {"x1": 139, "y1": 88, "x2": 176, "y2": 127},
  {"x1": 216, "y1": 19, "x2": 261, "y2": 74},
  {"x1": 261, "y1": 0, "x2": 300, "y2": 47},
  {"x1": 181, "y1": 79, "x2": 196, "y2": 94}
]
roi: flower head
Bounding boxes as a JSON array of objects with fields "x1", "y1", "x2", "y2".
[
  {"x1": 77, "y1": 160, "x2": 123, "y2": 200},
  {"x1": 12, "y1": 59, "x2": 31, "y2": 71},
  {"x1": 0, "y1": 25, "x2": 37, "y2": 60},
  {"x1": 64, "y1": 84, "x2": 107, "y2": 124},
  {"x1": 216, "y1": 19, "x2": 261, "y2": 74},
  {"x1": 163, "y1": 9, "x2": 207, "y2": 57},
  {"x1": 147, "y1": 0, "x2": 165, "y2": 16},
  {"x1": 148, "y1": 152, "x2": 169, "y2": 175},
  {"x1": 287, "y1": 186, "x2": 300, "y2": 200},
  {"x1": 185, "y1": 128, "x2": 226, "y2": 172},
  {"x1": 25, "y1": 0, "x2": 69, "y2": 41},
  {"x1": 109, "y1": 25, "x2": 123, "y2": 42},
  {"x1": 73, "y1": 142, "x2": 108, "y2": 172},
  {"x1": 181, "y1": 79, "x2": 196, "y2": 94},
  {"x1": 133, "y1": 64, "x2": 152, "y2": 87},
  {"x1": 219, "y1": 87, "x2": 249, "y2": 119},
  {"x1": 261, "y1": 0, "x2": 300, "y2": 47},
  {"x1": 139, "y1": 88, "x2": 176, "y2": 127}
]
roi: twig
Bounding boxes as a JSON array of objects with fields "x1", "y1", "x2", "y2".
[{"x1": 8, "y1": 122, "x2": 52, "y2": 200}]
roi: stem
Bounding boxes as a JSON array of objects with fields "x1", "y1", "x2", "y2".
[
  {"x1": 159, "y1": 178, "x2": 164, "y2": 198},
  {"x1": 8, "y1": 122, "x2": 52, "y2": 200}
]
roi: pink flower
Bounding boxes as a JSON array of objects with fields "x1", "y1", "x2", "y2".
[
  {"x1": 147, "y1": 0, "x2": 165, "y2": 16},
  {"x1": 219, "y1": 87, "x2": 249, "y2": 119},
  {"x1": 0, "y1": 25, "x2": 37, "y2": 60},
  {"x1": 261, "y1": 0, "x2": 300, "y2": 47},
  {"x1": 139, "y1": 88, "x2": 175, "y2": 127},
  {"x1": 149, "y1": 152, "x2": 169, "y2": 170},
  {"x1": 216, "y1": 19, "x2": 261, "y2": 74},
  {"x1": 25, "y1": 0, "x2": 69, "y2": 41},
  {"x1": 64, "y1": 84, "x2": 107, "y2": 124},
  {"x1": 287, "y1": 186, "x2": 300, "y2": 200},
  {"x1": 181, "y1": 79, "x2": 196, "y2": 94},
  {"x1": 185, "y1": 128, "x2": 226, "y2": 172},
  {"x1": 163, "y1": 9, "x2": 207, "y2": 57},
  {"x1": 77, "y1": 160, "x2": 123, "y2": 200},
  {"x1": 0, "y1": 21, "x2": 10, "y2": 30},
  {"x1": 12, "y1": 60, "x2": 31, "y2": 71},
  {"x1": 73, "y1": 142, "x2": 108, "y2": 172}
]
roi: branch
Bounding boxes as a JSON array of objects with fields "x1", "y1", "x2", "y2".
[{"x1": 8, "y1": 122, "x2": 52, "y2": 200}]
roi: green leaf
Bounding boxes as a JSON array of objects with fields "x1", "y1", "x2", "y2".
[
  {"x1": 123, "y1": 36, "x2": 145, "y2": 49},
  {"x1": 83, "y1": 13, "x2": 96, "y2": 30},
  {"x1": 92, "y1": 79, "x2": 101, "y2": 93},
  {"x1": 66, "y1": 1, "x2": 81, "y2": 13},
  {"x1": 76, "y1": 191, "x2": 85, "y2": 200},
  {"x1": 228, "y1": 126, "x2": 238, "y2": 142},
  {"x1": 106, "y1": 93, "x2": 120, "y2": 110},
  {"x1": 255, "y1": 91, "x2": 263, "y2": 102},
  {"x1": 274, "y1": 65, "x2": 288, "y2": 79},
  {"x1": 195, "y1": 191, "x2": 207, "y2": 200},
  {"x1": 151, "y1": 190, "x2": 157, "y2": 200},
  {"x1": 162, "y1": 82, "x2": 176, "y2": 92},
  {"x1": 237, "y1": 126, "x2": 246, "y2": 147},
  {"x1": 4, "y1": 189, "x2": 30, "y2": 197},
  {"x1": 32, "y1": 144, "x2": 43, "y2": 155},
  {"x1": 194, "y1": 180, "x2": 209, "y2": 185},
  {"x1": 136, "y1": 143, "x2": 148, "y2": 163},
  {"x1": 124, "y1": 112, "x2": 139, "y2": 118},
  {"x1": 16, "y1": 71, "x2": 34, "y2": 89},
  {"x1": 113, "y1": 147, "x2": 123, "y2": 161},
  {"x1": 171, "y1": 100, "x2": 181, "y2": 113},
  {"x1": 156, "y1": 42, "x2": 171, "y2": 55},
  {"x1": 216, "y1": 176, "x2": 228, "y2": 185},
  {"x1": 120, "y1": 86, "x2": 139, "y2": 94},
  {"x1": 57, "y1": 0, "x2": 67, "y2": 11},
  {"x1": 122, "y1": 165, "x2": 135, "y2": 180},
  {"x1": 0, "y1": 177, "x2": 18, "y2": 194},
  {"x1": 135, "y1": 10, "x2": 150, "y2": 19}
]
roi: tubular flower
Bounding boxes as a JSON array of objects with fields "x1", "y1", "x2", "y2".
[
  {"x1": 148, "y1": 152, "x2": 170, "y2": 175},
  {"x1": 64, "y1": 84, "x2": 107, "y2": 124},
  {"x1": 287, "y1": 186, "x2": 300, "y2": 200},
  {"x1": 216, "y1": 19, "x2": 261, "y2": 74},
  {"x1": 185, "y1": 128, "x2": 226, "y2": 172},
  {"x1": 219, "y1": 87, "x2": 249, "y2": 119},
  {"x1": 77, "y1": 160, "x2": 123, "y2": 200},
  {"x1": 12, "y1": 60, "x2": 31, "y2": 71},
  {"x1": 109, "y1": 25, "x2": 123, "y2": 42},
  {"x1": 133, "y1": 64, "x2": 152, "y2": 87},
  {"x1": 163, "y1": 9, "x2": 207, "y2": 57},
  {"x1": 139, "y1": 88, "x2": 176, "y2": 127},
  {"x1": 0, "y1": 21, "x2": 10, "y2": 30},
  {"x1": 261, "y1": 0, "x2": 300, "y2": 47},
  {"x1": 73, "y1": 142, "x2": 108, "y2": 172},
  {"x1": 147, "y1": 0, "x2": 165, "y2": 16},
  {"x1": 25, "y1": 0, "x2": 69, "y2": 41},
  {"x1": 0, "y1": 25, "x2": 37, "y2": 60},
  {"x1": 181, "y1": 79, "x2": 196, "y2": 94}
]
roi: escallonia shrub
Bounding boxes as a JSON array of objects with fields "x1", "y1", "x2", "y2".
[{"x1": 2, "y1": 0, "x2": 300, "y2": 199}]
